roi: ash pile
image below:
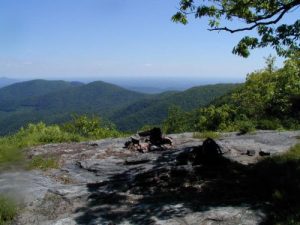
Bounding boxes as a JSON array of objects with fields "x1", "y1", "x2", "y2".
[{"x1": 124, "y1": 127, "x2": 173, "y2": 152}]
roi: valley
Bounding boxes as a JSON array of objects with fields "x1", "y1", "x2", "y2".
[{"x1": 0, "y1": 80, "x2": 238, "y2": 135}]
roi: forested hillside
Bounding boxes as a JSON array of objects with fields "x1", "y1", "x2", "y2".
[
  {"x1": 112, "y1": 83, "x2": 240, "y2": 131},
  {"x1": 0, "y1": 79, "x2": 83, "y2": 108},
  {"x1": 0, "y1": 80, "x2": 237, "y2": 135},
  {"x1": 2, "y1": 56, "x2": 298, "y2": 136},
  {"x1": 0, "y1": 80, "x2": 147, "y2": 135},
  {"x1": 163, "y1": 55, "x2": 300, "y2": 133}
]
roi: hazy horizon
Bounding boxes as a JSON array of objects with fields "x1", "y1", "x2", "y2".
[
  {"x1": 0, "y1": 74, "x2": 244, "y2": 91},
  {"x1": 1, "y1": 0, "x2": 298, "y2": 83}
]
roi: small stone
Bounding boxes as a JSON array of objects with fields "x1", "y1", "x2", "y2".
[
  {"x1": 89, "y1": 143, "x2": 98, "y2": 147},
  {"x1": 246, "y1": 150, "x2": 256, "y2": 156}
]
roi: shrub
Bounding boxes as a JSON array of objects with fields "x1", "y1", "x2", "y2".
[
  {"x1": 257, "y1": 119, "x2": 282, "y2": 130},
  {"x1": 193, "y1": 105, "x2": 237, "y2": 132},
  {"x1": 236, "y1": 120, "x2": 256, "y2": 134},
  {"x1": 11, "y1": 122, "x2": 82, "y2": 149},
  {"x1": 62, "y1": 115, "x2": 101, "y2": 137},
  {"x1": 37, "y1": 125, "x2": 81, "y2": 143},
  {"x1": 0, "y1": 116, "x2": 122, "y2": 168},
  {"x1": 281, "y1": 118, "x2": 300, "y2": 130},
  {"x1": 0, "y1": 195, "x2": 17, "y2": 225},
  {"x1": 0, "y1": 145, "x2": 23, "y2": 168},
  {"x1": 62, "y1": 115, "x2": 122, "y2": 139}
]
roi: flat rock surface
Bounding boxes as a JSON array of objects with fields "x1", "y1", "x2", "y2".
[{"x1": 0, "y1": 130, "x2": 299, "y2": 225}]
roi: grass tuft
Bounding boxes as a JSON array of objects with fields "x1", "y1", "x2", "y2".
[
  {"x1": 193, "y1": 131, "x2": 221, "y2": 139},
  {"x1": 0, "y1": 195, "x2": 17, "y2": 225},
  {"x1": 27, "y1": 156, "x2": 59, "y2": 171}
]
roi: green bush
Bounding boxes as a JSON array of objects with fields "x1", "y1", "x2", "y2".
[
  {"x1": 0, "y1": 115, "x2": 123, "y2": 168},
  {"x1": 62, "y1": 115, "x2": 122, "y2": 139},
  {"x1": 0, "y1": 145, "x2": 23, "y2": 168},
  {"x1": 11, "y1": 122, "x2": 82, "y2": 149},
  {"x1": 236, "y1": 120, "x2": 256, "y2": 134},
  {"x1": 281, "y1": 118, "x2": 300, "y2": 130},
  {"x1": 37, "y1": 125, "x2": 81, "y2": 143},
  {"x1": 0, "y1": 195, "x2": 17, "y2": 225},
  {"x1": 257, "y1": 119, "x2": 283, "y2": 130},
  {"x1": 0, "y1": 122, "x2": 80, "y2": 168}
]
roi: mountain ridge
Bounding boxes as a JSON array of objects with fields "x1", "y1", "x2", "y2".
[{"x1": 0, "y1": 79, "x2": 240, "y2": 134}]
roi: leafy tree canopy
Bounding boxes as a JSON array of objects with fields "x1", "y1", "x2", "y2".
[
  {"x1": 163, "y1": 55, "x2": 300, "y2": 133},
  {"x1": 172, "y1": 0, "x2": 300, "y2": 57}
]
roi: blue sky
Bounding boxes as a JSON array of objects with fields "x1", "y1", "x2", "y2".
[{"x1": 0, "y1": 0, "x2": 298, "y2": 85}]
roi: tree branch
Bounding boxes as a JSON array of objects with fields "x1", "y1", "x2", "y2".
[
  {"x1": 247, "y1": 0, "x2": 300, "y2": 23},
  {"x1": 208, "y1": 0, "x2": 300, "y2": 33}
]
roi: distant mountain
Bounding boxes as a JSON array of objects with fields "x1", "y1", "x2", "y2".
[
  {"x1": 0, "y1": 79, "x2": 240, "y2": 135},
  {"x1": 0, "y1": 80, "x2": 147, "y2": 134},
  {"x1": 111, "y1": 83, "x2": 240, "y2": 131},
  {"x1": 0, "y1": 79, "x2": 83, "y2": 111},
  {"x1": 124, "y1": 86, "x2": 178, "y2": 94},
  {"x1": 0, "y1": 77, "x2": 19, "y2": 88},
  {"x1": 20, "y1": 81, "x2": 148, "y2": 115}
]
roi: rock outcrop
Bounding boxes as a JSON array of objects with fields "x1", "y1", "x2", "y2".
[{"x1": 0, "y1": 130, "x2": 299, "y2": 225}]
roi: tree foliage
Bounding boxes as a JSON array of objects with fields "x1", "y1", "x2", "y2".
[
  {"x1": 172, "y1": 0, "x2": 300, "y2": 57},
  {"x1": 163, "y1": 54, "x2": 300, "y2": 132},
  {"x1": 232, "y1": 54, "x2": 300, "y2": 118},
  {"x1": 0, "y1": 195, "x2": 17, "y2": 225},
  {"x1": 62, "y1": 115, "x2": 121, "y2": 139}
]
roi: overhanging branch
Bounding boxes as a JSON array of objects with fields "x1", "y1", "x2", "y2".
[{"x1": 207, "y1": 0, "x2": 300, "y2": 33}]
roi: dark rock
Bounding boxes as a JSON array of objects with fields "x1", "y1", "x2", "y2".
[
  {"x1": 149, "y1": 145, "x2": 160, "y2": 151},
  {"x1": 202, "y1": 138, "x2": 223, "y2": 157},
  {"x1": 124, "y1": 159, "x2": 151, "y2": 165},
  {"x1": 259, "y1": 151, "x2": 270, "y2": 156},
  {"x1": 161, "y1": 137, "x2": 173, "y2": 145},
  {"x1": 139, "y1": 127, "x2": 162, "y2": 145},
  {"x1": 246, "y1": 150, "x2": 256, "y2": 156},
  {"x1": 131, "y1": 135, "x2": 140, "y2": 144},
  {"x1": 124, "y1": 140, "x2": 132, "y2": 148},
  {"x1": 175, "y1": 138, "x2": 223, "y2": 166},
  {"x1": 124, "y1": 128, "x2": 172, "y2": 152},
  {"x1": 193, "y1": 138, "x2": 223, "y2": 165},
  {"x1": 89, "y1": 142, "x2": 99, "y2": 147}
]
